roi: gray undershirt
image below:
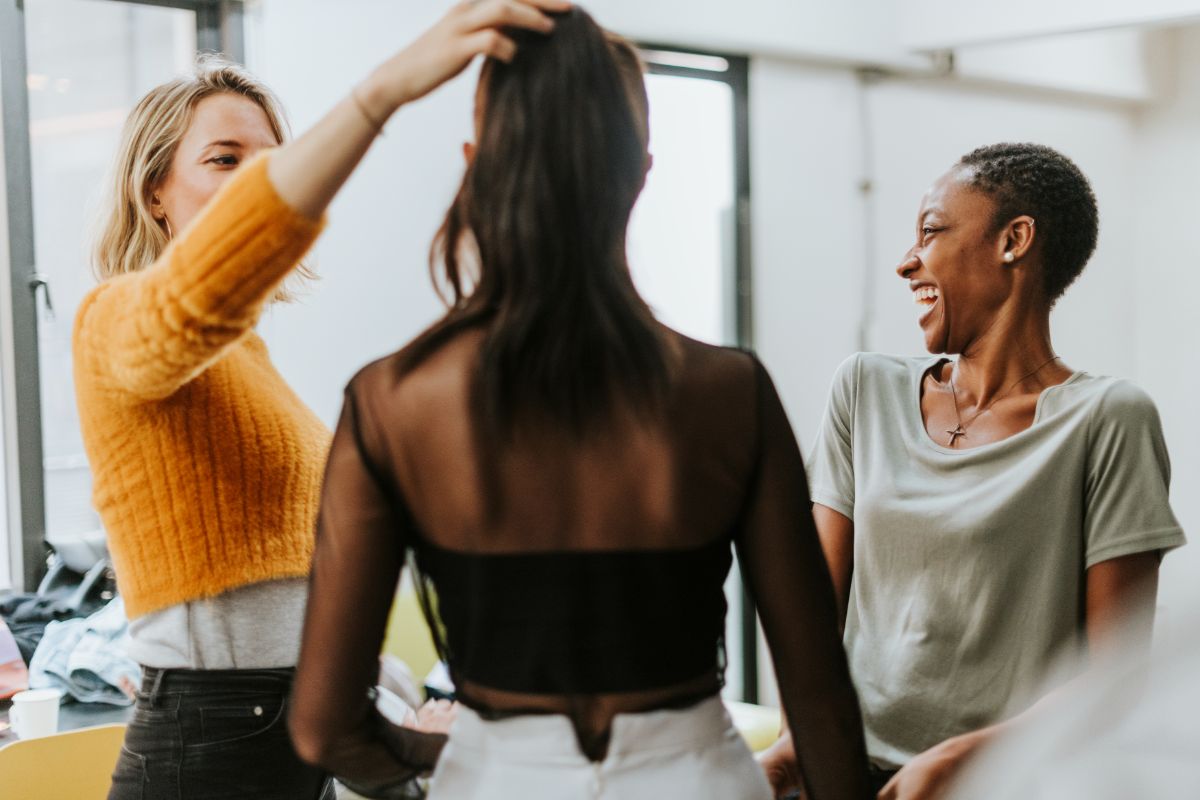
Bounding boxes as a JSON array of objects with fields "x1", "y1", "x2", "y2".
[
  {"x1": 808, "y1": 353, "x2": 1186, "y2": 768},
  {"x1": 127, "y1": 578, "x2": 308, "y2": 670}
]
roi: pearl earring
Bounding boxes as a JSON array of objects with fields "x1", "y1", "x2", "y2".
[{"x1": 1003, "y1": 252, "x2": 1015, "y2": 263}]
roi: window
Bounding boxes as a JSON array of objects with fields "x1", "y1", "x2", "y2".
[
  {"x1": 631, "y1": 46, "x2": 757, "y2": 701},
  {"x1": 0, "y1": 0, "x2": 242, "y2": 591}
]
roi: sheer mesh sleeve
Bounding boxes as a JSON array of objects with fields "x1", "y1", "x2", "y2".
[
  {"x1": 735, "y1": 357, "x2": 873, "y2": 800},
  {"x1": 289, "y1": 382, "x2": 446, "y2": 797}
]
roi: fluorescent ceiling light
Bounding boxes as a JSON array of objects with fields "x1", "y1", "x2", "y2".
[{"x1": 639, "y1": 49, "x2": 730, "y2": 73}]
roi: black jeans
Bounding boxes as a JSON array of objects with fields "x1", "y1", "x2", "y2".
[
  {"x1": 780, "y1": 765, "x2": 897, "y2": 799},
  {"x1": 870, "y1": 763, "x2": 899, "y2": 793},
  {"x1": 107, "y1": 667, "x2": 336, "y2": 800}
]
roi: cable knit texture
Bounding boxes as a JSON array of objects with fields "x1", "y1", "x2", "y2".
[{"x1": 73, "y1": 153, "x2": 330, "y2": 619}]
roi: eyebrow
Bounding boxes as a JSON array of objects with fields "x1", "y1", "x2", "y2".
[{"x1": 202, "y1": 140, "x2": 245, "y2": 150}]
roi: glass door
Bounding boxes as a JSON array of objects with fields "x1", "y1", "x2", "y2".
[
  {"x1": 0, "y1": 69, "x2": 13, "y2": 589},
  {"x1": 1, "y1": 0, "x2": 240, "y2": 590},
  {"x1": 26, "y1": 0, "x2": 199, "y2": 579}
]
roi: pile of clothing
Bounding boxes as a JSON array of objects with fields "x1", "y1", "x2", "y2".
[
  {"x1": 28, "y1": 596, "x2": 138, "y2": 705},
  {"x1": 0, "y1": 558, "x2": 138, "y2": 705}
]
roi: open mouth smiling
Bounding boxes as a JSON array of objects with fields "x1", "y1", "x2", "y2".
[{"x1": 913, "y1": 284, "x2": 940, "y2": 324}]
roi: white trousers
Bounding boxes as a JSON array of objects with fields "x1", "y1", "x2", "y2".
[{"x1": 427, "y1": 695, "x2": 773, "y2": 800}]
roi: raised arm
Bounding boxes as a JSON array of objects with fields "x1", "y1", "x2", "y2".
[
  {"x1": 73, "y1": 155, "x2": 323, "y2": 400},
  {"x1": 735, "y1": 357, "x2": 873, "y2": 800},
  {"x1": 75, "y1": 0, "x2": 568, "y2": 401},
  {"x1": 267, "y1": 0, "x2": 566, "y2": 217}
]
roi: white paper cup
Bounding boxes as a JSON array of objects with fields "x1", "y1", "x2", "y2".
[{"x1": 9, "y1": 688, "x2": 61, "y2": 739}]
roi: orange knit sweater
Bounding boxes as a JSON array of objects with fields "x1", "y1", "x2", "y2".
[{"x1": 73, "y1": 154, "x2": 331, "y2": 619}]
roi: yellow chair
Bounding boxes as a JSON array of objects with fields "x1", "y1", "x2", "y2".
[
  {"x1": 0, "y1": 723, "x2": 125, "y2": 800},
  {"x1": 380, "y1": 587, "x2": 440, "y2": 682},
  {"x1": 726, "y1": 699, "x2": 782, "y2": 753}
]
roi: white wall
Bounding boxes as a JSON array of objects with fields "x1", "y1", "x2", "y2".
[
  {"x1": 594, "y1": 0, "x2": 1165, "y2": 102},
  {"x1": 1132, "y1": 26, "x2": 1200, "y2": 644},
  {"x1": 591, "y1": 0, "x2": 924, "y2": 68},
  {"x1": 953, "y1": 29, "x2": 1169, "y2": 103},
  {"x1": 750, "y1": 62, "x2": 865, "y2": 451},
  {"x1": 250, "y1": 0, "x2": 473, "y2": 426},
  {"x1": 901, "y1": 0, "x2": 1200, "y2": 49}
]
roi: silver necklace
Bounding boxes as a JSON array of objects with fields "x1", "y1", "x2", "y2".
[{"x1": 945, "y1": 355, "x2": 1061, "y2": 447}]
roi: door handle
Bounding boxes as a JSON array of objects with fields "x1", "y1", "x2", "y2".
[{"x1": 29, "y1": 272, "x2": 54, "y2": 320}]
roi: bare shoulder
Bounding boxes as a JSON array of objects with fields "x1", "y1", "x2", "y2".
[
  {"x1": 667, "y1": 330, "x2": 757, "y2": 391},
  {"x1": 346, "y1": 329, "x2": 483, "y2": 421}
]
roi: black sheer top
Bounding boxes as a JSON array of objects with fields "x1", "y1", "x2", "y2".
[
  {"x1": 414, "y1": 536, "x2": 731, "y2": 696},
  {"x1": 290, "y1": 329, "x2": 872, "y2": 800}
]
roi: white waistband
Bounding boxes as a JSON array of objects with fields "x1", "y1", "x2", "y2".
[{"x1": 449, "y1": 695, "x2": 736, "y2": 764}]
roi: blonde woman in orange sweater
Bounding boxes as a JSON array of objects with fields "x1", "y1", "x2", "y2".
[{"x1": 75, "y1": 3, "x2": 567, "y2": 798}]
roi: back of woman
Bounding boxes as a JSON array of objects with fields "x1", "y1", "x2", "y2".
[
  {"x1": 291, "y1": 8, "x2": 872, "y2": 800},
  {"x1": 353, "y1": 330, "x2": 757, "y2": 553},
  {"x1": 342, "y1": 329, "x2": 758, "y2": 702}
]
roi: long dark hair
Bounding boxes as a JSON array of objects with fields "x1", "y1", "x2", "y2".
[{"x1": 402, "y1": 10, "x2": 668, "y2": 485}]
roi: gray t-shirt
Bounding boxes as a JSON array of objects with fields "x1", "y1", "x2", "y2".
[
  {"x1": 808, "y1": 353, "x2": 1185, "y2": 769},
  {"x1": 127, "y1": 578, "x2": 307, "y2": 670}
]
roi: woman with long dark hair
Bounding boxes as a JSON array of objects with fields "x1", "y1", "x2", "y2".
[{"x1": 289, "y1": 8, "x2": 872, "y2": 800}]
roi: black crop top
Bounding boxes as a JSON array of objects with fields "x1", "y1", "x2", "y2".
[
  {"x1": 412, "y1": 534, "x2": 732, "y2": 696},
  {"x1": 290, "y1": 330, "x2": 873, "y2": 800}
]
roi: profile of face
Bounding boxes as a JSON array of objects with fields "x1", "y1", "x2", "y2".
[
  {"x1": 896, "y1": 167, "x2": 1036, "y2": 354},
  {"x1": 150, "y1": 92, "x2": 278, "y2": 236}
]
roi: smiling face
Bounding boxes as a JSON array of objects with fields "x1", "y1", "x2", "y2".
[
  {"x1": 897, "y1": 167, "x2": 1020, "y2": 354},
  {"x1": 150, "y1": 92, "x2": 279, "y2": 235}
]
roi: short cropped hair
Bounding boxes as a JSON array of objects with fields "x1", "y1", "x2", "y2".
[{"x1": 957, "y1": 142, "x2": 1099, "y2": 304}]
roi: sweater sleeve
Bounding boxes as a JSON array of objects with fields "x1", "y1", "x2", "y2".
[{"x1": 74, "y1": 151, "x2": 324, "y2": 401}]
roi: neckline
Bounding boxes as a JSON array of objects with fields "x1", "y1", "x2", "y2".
[{"x1": 911, "y1": 356, "x2": 1086, "y2": 456}]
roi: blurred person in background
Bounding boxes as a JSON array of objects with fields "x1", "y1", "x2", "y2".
[{"x1": 947, "y1": 572, "x2": 1200, "y2": 800}]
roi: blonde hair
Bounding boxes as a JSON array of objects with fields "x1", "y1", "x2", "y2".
[{"x1": 93, "y1": 54, "x2": 313, "y2": 300}]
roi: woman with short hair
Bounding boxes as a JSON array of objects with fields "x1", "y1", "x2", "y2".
[{"x1": 760, "y1": 143, "x2": 1185, "y2": 800}]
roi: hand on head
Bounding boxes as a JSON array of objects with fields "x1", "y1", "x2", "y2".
[{"x1": 358, "y1": 0, "x2": 572, "y2": 121}]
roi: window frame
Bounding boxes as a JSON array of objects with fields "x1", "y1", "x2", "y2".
[
  {"x1": 637, "y1": 44, "x2": 759, "y2": 702},
  {"x1": 0, "y1": 0, "x2": 244, "y2": 591}
]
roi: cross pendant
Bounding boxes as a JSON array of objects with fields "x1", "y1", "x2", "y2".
[{"x1": 946, "y1": 426, "x2": 966, "y2": 447}]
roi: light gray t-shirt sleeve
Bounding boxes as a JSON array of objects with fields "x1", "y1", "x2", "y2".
[
  {"x1": 808, "y1": 353, "x2": 859, "y2": 521},
  {"x1": 1084, "y1": 380, "x2": 1186, "y2": 568}
]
